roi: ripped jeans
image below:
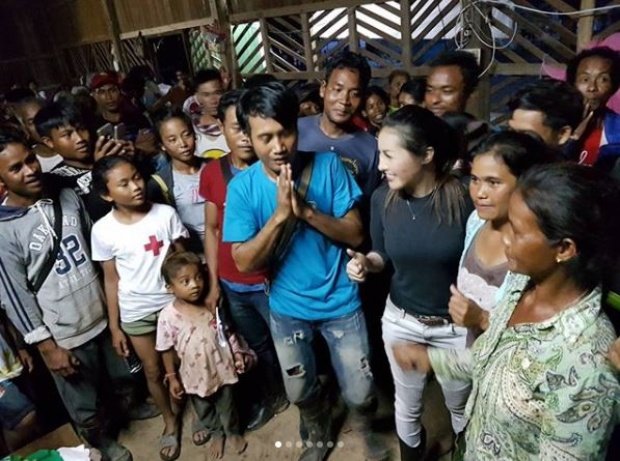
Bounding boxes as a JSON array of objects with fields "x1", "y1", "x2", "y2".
[{"x1": 269, "y1": 308, "x2": 375, "y2": 409}]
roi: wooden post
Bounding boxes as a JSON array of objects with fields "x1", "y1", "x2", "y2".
[
  {"x1": 462, "y1": 0, "x2": 491, "y2": 121},
  {"x1": 208, "y1": 0, "x2": 238, "y2": 87},
  {"x1": 101, "y1": 0, "x2": 127, "y2": 72},
  {"x1": 576, "y1": 0, "x2": 595, "y2": 52},
  {"x1": 400, "y1": 0, "x2": 412, "y2": 74},
  {"x1": 348, "y1": 7, "x2": 359, "y2": 53},
  {"x1": 301, "y1": 12, "x2": 315, "y2": 74},
  {"x1": 259, "y1": 18, "x2": 274, "y2": 73}
]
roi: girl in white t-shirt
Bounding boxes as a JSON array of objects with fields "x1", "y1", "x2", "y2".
[{"x1": 91, "y1": 156, "x2": 188, "y2": 461}]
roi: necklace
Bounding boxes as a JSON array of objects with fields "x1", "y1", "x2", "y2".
[{"x1": 405, "y1": 198, "x2": 416, "y2": 221}]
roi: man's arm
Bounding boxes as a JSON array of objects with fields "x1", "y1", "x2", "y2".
[
  {"x1": 0, "y1": 242, "x2": 51, "y2": 345},
  {"x1": 204, "y1": 202, "x2": 221, "y2": 309},
  {"x1": 231, "y1": 212, "x2": 289, "y2": 273},
  {"x1": 226, "y1": 165, "x2": 294, "y2": 274},
  {"x1": 101, "y1": 260, "x2": 129, "y2": 358},
  {"x1": 296, "y1": 201, "x2": 363, "y2": 248}
]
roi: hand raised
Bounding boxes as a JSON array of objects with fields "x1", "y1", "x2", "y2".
[{"x1": 275, "y1": 163, "x2": 293, "y2": 222}]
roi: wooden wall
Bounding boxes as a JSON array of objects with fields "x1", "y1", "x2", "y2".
[
  {"x1": 116, "y1": 0, "x2": 210, "y2": 33},
  {"x1": 229, "y1": 0, "x2": 330, "y2": 16},
  {"x1": 0, "y1": 1, "x2": 63, "y2": 88},
  {"x1": 45, "y1": 0, "x2": 211, "y2": 46},
  {"x1": 48, "y1": 0, "x2": 110, "y2": 47}
]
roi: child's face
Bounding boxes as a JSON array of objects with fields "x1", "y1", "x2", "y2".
[
  {"x1": 365, "y1": 94, "x2": 387, "y2": 127},
  {"x1": 168, "y1": 264, "x2": 204, "y2": 303},
  {"x1": 44, "y1": 124, "x2": 92, "y2": 162},
  {"x1": 101, "y1": 162, "x2": 145, "y2": 207},
  {"x1": 160, "y1": 118, "x2": 196, "y2": 163}
]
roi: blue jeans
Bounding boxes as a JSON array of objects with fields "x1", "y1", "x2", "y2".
[
  {"x1": 269, "y1": 308, "x2": 375, "y2": 409},
  {"x1": 221, "y1": 284, "x2": 283, "y2": 403}
]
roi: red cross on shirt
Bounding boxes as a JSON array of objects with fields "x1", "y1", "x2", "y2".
[{"x1": 144, "y1": 235, "x2": 164, "y2": 256}]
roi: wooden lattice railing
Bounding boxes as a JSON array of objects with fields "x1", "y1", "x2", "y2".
[{"x1": 229, "y1": 0, "x2": 619, "y2": 121}]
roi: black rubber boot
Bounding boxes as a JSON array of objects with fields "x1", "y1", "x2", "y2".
[
  {"x1": 349, "y1": 403, "x2": 390, "y2": 461},
  {"x1": 79, "y1": 425, "x2": 133, "y2": 461},
  {"x1": 398, "y1": 427, "x2": 426, "y2": 461},
  {"x1": 298, "y1": 399, "x2": 333, "y2": 461}
]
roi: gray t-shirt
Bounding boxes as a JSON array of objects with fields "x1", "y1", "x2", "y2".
[{"x1": 172, "y1": 167, "x2": 205, "y2": 253}]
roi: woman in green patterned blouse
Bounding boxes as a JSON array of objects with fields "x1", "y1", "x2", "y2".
[{"x1": 392, "y1": 163, "x2": 620, "y2": 460}]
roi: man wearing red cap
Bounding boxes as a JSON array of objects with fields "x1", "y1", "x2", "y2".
[{"x1": 90, "y1": 71, "x2": 157, "y2": 160}]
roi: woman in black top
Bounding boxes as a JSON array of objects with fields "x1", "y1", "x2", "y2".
[{"x1": 347, "y1": 106, "x2": 472, "y2": 460}]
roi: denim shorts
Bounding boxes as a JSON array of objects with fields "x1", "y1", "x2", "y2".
[{"x1": 0, "y1": 379, "x2": 35, "y2": 430}]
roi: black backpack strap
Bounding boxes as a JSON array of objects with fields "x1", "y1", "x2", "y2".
[
  {"x1": 267, "y1": 153, "x2": 315, "y2": 286},
  {"x1": 31, "y1": 198, "x2": 63, "y2": 293},
  {"x1": 219, "y1": 156, "x2": 234, "y2": 185}
]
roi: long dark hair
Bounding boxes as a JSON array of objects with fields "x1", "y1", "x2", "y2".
[
  {"x1": 381, "y1": 105, "x2": 466, "y2": 225},
  {"x1": 517, "y1": 163, "x2": 620, "y2": 290}
]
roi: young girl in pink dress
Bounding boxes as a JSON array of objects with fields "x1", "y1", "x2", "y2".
[{"x1": 156, "y1": 252, "x2": 254, "y2": 459}]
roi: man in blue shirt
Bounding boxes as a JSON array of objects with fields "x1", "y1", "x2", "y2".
[{"x1": 223, "y1": 82, "x2": 388, "y2": 461}]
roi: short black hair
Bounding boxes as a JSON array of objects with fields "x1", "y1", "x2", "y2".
[
  {"x1": 366, "y1": 85, "x2": 389, "y2": 107},
  {"x1": 429, "y1": 51, "x2": 481, "y2": 97},
  {"x1": 399, "y1": 77, "x2": 426, "y2": 104},
  {"x1": 508, "y1": 79, "x2": 584, "y2": 131},
  {"x1": 5, "y1": 88, "x2": 35, "y2": 104},
  {"x1": 324, "y1": 51, "x2": 371, "y2": 91},
  {"x1": 155, "y1": 109, "x2": 194, "y2": 141},
  {"x1": 34, "y1": 100, "x2": 87, "y2": 139},
  {"x1": 518, "y1": 163, "x2": 620, "y2": 290},
  {"x1": 242, "y1": 74, "x2": 278, "y2": 89},
  {"x1": 0, "y1": 127, "x2": 28, "y2": 152},
  {"x1": 161, "y1": 251, "x2": 202, "y2": 285},
  {"x1": 236, "y1": 81, "x2": 298, "y2": 135},
  {"x1": 217, "y1": 89, "x2": 246, "y2": 122},
  {"x1": 566, "y1": 46, "x2": 620, "y2": 94},
  {"x1": 388, "y1": 69, "x2": 410, "y2": 85},
  {"x1": 472, "y1": 131, "x2": 557, "y2": 177},
  {"x1": 192, "y1": 68, "x2": 222, "y2": 92},
  {"x1": 92, "y1": 155, "x2": 139, "y2": 197}
]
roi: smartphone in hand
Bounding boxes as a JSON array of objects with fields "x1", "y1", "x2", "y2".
[
  {"x1": 114, "y1": 123, "x2": 127, "y2": 141},
  {"x1": 97, "y1": 123, "x2": 114, "y2": 139}
]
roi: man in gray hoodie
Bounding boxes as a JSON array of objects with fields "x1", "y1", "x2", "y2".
[{"x1": 0, "y1": 131, "x2": 132, "y2": 461}]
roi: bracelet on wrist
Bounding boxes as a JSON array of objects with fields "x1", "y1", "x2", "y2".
[{"x1": 163, "y1": 372, "x2": 177, "y2": 385}]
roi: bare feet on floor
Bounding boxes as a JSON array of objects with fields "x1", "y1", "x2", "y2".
[
  {"x1": 206, "y1": 437, "x2": 224, "y2": 459},
  {"x1": 228, "y1": 435, "x2": 247, "y2": 454}
]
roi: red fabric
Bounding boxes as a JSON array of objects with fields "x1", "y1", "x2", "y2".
[
  {"x1": 579, "y1": 125, "x2": 604, "y2": 166},
  {"x1": 351, "y1": 113, "x2": 370, "y2": 131},
  {"x1": 199, "y1": 159, "x2": 266, "y2": 285}
]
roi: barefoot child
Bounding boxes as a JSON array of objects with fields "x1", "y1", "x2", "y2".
[
  {"x1": 156, "y1": 252, "x2": 249, "y2": 459},
  {"x1": 90, "y1": 156, "x2": 189, "y2": 461}
]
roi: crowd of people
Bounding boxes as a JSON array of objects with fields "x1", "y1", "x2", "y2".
[{"x1": 0, "y1": 45, "x2": 619, "y2": 461}]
